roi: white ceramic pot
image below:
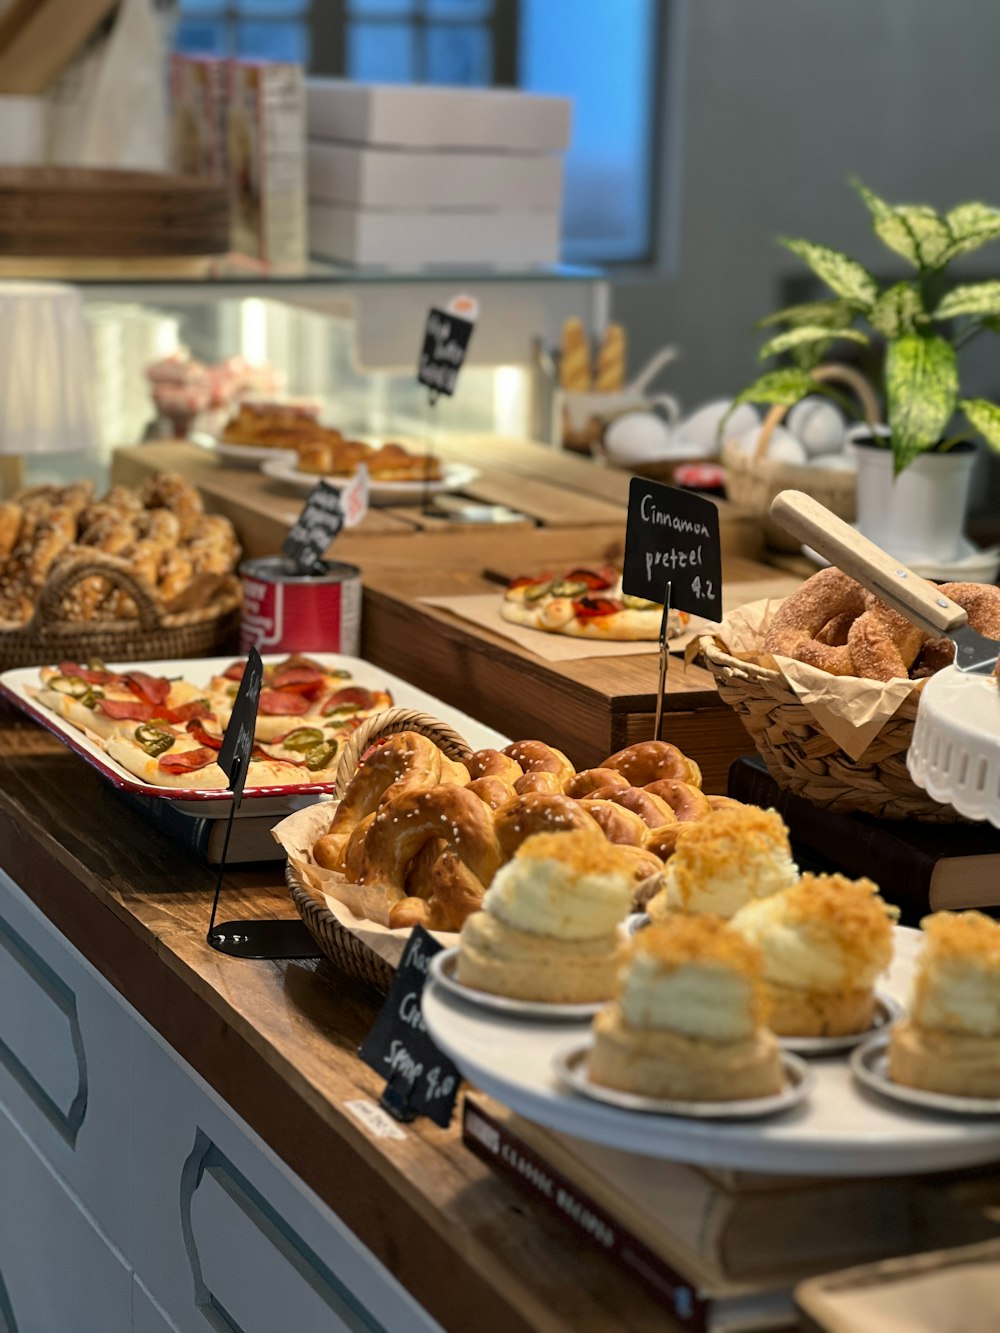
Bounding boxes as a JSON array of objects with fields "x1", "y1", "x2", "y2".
[{"x1": 852, "y1": 435, "x2": 976, "y2": 564}]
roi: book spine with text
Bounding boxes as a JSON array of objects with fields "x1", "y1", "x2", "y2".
[{"x1": 462, "y1": 1097, "x2": 710, "y2": 1331}]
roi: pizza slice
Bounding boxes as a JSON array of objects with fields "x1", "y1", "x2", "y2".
[
  {"x1": 34, "y1": 661, "x2": 212, "y2": 741},
  {"x1": 500, "y1": 567, "x2": 689, "y2": 642}
]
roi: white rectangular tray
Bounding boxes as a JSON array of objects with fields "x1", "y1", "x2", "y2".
[{"x1": 0, "y1": 653, "x2": 507, "y2": 817}]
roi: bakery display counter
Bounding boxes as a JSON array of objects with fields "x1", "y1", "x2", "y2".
[{"x1": 0, "y1": 715, "x2": 675, "y2": 1333}]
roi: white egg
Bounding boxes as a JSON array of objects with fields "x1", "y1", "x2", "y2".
[
  {"x1": 733, "y1": 425, "x2": 808, "y2": 465},
  {"x1": 786, "y1": 396, "x2": 847, "y2": 456},
  {"x1": 809, "y1": 451, "x2": 857, "y2": 472},
  {"x1": 682, "y1": 399, "x2": 760, "y2": 449},
  {"x1": 603, "y1": 410, "x2": 674, "y2": 464}
]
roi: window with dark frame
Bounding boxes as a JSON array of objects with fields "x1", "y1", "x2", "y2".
[{"x1": 174, "y1": 0, "x2": 660, "y2": 265}]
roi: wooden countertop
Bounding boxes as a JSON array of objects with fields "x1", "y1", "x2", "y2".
[{"x1": 0, "y1": 715, "x2": 675, "y2": 1332}]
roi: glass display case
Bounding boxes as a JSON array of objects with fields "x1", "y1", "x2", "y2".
[{"x1": 44, "y1": 263, "x2": 608, "y2": 489}]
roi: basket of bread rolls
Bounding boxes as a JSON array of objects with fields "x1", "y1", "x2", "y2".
[
  {"x1": 722, "y1": 364, "x2": 878, "y2": 552},
  {"x1": 275, "y1": 710, "x2": 749, "y2": 992},
  {"x1": 0, "y1": 474, "x2": 242, "y2": 669},
  {"x1": 698, "y1": 564, "x2": 1000, "y2": 821}
]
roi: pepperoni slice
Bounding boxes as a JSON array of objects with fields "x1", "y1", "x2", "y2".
[
  {"x1": 185, "y1": 720, "x2": 222, "y2": 750},
  {"x1": 323, "y1": 686, "x2": 378, "y2": 712},
  {"x1": 59, "y1": 662, "x2": 115, "y2": 685},
  {"x1": 171, "y1": 700, "x2": 213, "y2": 723},
  {"x1": 270, "y1": 666, "x2": 325, "y2": 698},
  {"x1": 565, "y1": 568, "x2": 614, "y2": 591},
  {"x1": 97, "y1": 698, "x2": 156, "y2": 721},
  {"x1": 258, "y1": 689, "x2": 311, "y2": 716},
  {"x1": 223, "y1": 661, "x2": 246, "y2": 682},
  {"x1": 572, "y1": 597, "x2": 622, "y2": 619},
  {"x1": 123, "y1": 671, "x2": 171, "y2": 706},
  {"x1": 158, "y1": 747, "x2": 217, "y2": 774}
]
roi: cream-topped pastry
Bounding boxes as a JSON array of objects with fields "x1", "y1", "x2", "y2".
[
  {"x1": 890, "y1": 911, "x2": 1000, "y2": 1097},
  {"x1": 588, "y1": 916, "x2": 783, "y2": 1100},
  {"x1": 457, "y1": 829, "x2": 633, "y2": 1003},
  {"x1": 647, "y1": 806, "x2": 797, "y2": 921},
  {"x1": 730, "y1": 873, "x2": 895, "y2": 1036}
]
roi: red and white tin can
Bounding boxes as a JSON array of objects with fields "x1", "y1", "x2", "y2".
[{"x1": 239, "y1": 557, "x2": 362, "y2": 655}]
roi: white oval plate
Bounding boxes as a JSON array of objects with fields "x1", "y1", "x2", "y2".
[
  {"x1": 428, "y1": 948, "x2": 603, "y2": 1021},
  {"x1": 190, "y1": 430, "x2": 301, "y2": 467},
  {"x1": 780, "y1": 992, "x2": 902, "y2": 1057},
  {"x1": 851, "y1": 1033, "x2": 1000, "y2": 1116},
  {"x1": 553, "y1": 1040, "x2": 814, "y2": 1120},
  {"x1": 260, "y1": 455, "x2": 480, "y2": 505}
]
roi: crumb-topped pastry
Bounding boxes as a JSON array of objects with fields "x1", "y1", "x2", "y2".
[
  {"x1": 890, "y1": 911, "x2": 1000, "y2": 1097},
  {"x1": 457, "y1": 828, "x2": 633, "y2": 1003},
  {"x1": 588, "y1": 916, "x2": 783, "y2": 1100},
  {"x1": 646, "y1": 807, "x2": 797, "y2": 921},
  {"x1": 730, "y1": 874, "x2": 895, "y2": 1036}
]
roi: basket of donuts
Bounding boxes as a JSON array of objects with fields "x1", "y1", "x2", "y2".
[
  {"x1": 0, "y1": 473, "x2": 242, "y2": 670},
  {"x1": 273, "y1": 711, "x2": 747, "y2": 992},
  {"x1": 699, "y1": 565, "x2": 1000, "y2": 821},
  {"x1": 722, "y1": 364, "x2": 879, "y2": 552}
]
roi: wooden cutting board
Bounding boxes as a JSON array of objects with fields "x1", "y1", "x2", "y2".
[{"x1": 0, "y1": 167, "x2": 230, "y2": 256}]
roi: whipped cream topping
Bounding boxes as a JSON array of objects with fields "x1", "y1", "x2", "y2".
[
  {"x1": 619, "y1": 955, "x2": 756, "y2": 1041},
  {"x1": 730, "y1": 890, "x2": 890, "y2": 992},
  {"x1": 661, "y1": 852, "x2": 798, "y2": 919},
  {"x1": 912, "y1": 962, "x2": 1000, "y2": 1038},
  {"x1": 483, "y1": 854, "x2": 632, "y2": 940}
]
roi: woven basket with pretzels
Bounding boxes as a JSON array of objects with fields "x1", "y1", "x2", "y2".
[
  {"x1": 0, "y1": 552, "x2": 241, "y2": 672},
  {"x1": 722, "y1": 364, "x2": 880, "y2": 552},
  {"x1": 281, "y1": 707, "x2": 475, "y2": 992}
]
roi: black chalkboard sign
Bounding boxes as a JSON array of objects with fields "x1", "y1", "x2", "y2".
[
  {"x1": 282, "y1": 481, "x2": 344, "y2": 573},
  {"x1": 358, "y1": 926, "x2": 461, "y2": 1127},
  {"x1": 417, "y1": 307, "x2": 475, "y2": 399},
  {"x1": 622, "y1": 478, "x2": 723, "y2": 622},
  {"x1": 216, "y1": 646, "x2": 263, "y2": 807}
]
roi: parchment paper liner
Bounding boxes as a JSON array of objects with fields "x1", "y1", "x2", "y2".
[
  {"x1": 273, "y1": 801, "x2": 457, "y2": 968},
  {"x1": 704, "y1": 598, "x2": 922, "y2": 762}
]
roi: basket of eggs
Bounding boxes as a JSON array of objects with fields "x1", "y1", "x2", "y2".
[
  {"x1": 699, "y1": 564, "x2": 1000, "y2": 822},
  {"x1": 722, "y1": 364, "x2": 879, "y2": 553},
  {"x1": 274, "y1": 711, "x2": 746, "y2": 991}
]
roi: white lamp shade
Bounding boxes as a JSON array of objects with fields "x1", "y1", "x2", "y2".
[{"x1": 0, "y1": 281, "x2": 99, "y2": 455}]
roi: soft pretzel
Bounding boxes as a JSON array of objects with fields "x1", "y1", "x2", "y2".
[
  {"x1": 395, "y1": 846, "x2": 487, "y2": 931},
  {"x1": 467, "y1": 775, "x2": 518, "y2": 810},
  {"x1": 565, "y1": 768, "x2": 631, "y2": 798},
  {"x1": 643, "y1": 778, "x2": 712, "y2": 822},
  {"x1": 847, "y1": 592, "x2": 925, "y2": 681},
  {"x1": 493, "y1": 792, "x2": 601, "y2": 861},
  {"x1": 578, "y1": 798, "x2": 649, "y2": 847},
  {"x1": 356, "y1": 784, "x2": 500, "y2": 927},
  {"x1": 589, "y1": 785, "x2": 676, "y2": 829},
  {"x1": 314, "y1": 732, "x2": 462, "y2": 871},
  {"x1": 644, "y1": 823, "x2": 686, "y2": 861},
  {"x1": 915, "y1": 582, "x2": 1000, "y2": 676},
  {"x1": 706, "y1": 795, "x2": 746, "y2": 813},
  {"x1": 600, "y1": 741, "x2": 702, "y2": 790},
  {"x1": 514, "y1": 770, "x2": 566, "y2": 796},
  {"x1": 466, "y1": 749, "x2": 525, "y2": 784},
  {"x1": 502, "y1": 740, "x2": 575, "y2": 790},
  {"x1": 763, "y1": 568, "x2": 866, "y2": 675}
]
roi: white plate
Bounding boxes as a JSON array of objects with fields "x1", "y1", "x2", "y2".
[
  {"x1": 851, "y1": 1033, "x2": 1000, "y2": 1116},
  {"x1": 780, "y1": 992, "x2": 903, "y2": 1056},
  {"x1": 421, "y1": 924, "x2": 1000, "y2": 1174},
  {"x1": 554, "y1": 1041, "x2": 814, "y2": 1120},
  {"x1": 190, "y1": 431, "x2": 299, "y2": 468},
  {"x1": 260, "y1": 455, "x2": 480, "y2": 505},
  {"x1": 0, "y1": 653, "x2": 507, "y2": 814},
  {"x1": 428, "y1": 948, "x2": 604, "y2": 1021}
]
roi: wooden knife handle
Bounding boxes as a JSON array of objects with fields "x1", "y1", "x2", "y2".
[{"x1": 769, "y1": 490, "x2": 968, "y2": 636}]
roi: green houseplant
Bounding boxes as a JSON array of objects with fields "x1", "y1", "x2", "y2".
[{"x1": 735, "y1": 178, "x2": 1000, "y2": 472}]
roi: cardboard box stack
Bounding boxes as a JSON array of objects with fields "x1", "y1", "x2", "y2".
[{"x1": 306, "y1": 79, "x2": 571, "y2": 268}]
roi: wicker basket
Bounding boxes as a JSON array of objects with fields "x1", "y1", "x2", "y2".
[
  {"x1": 699, "y1": 631, "x2": 960, "y2": 822},
  {"x1": 0, "y1": 553, "x2": 241, "y2": 671},
  {"x1": 723, "y1": 364, "x2": 879, "y2": 552},
  {"x1": 285, "y1": 707, "x2": 476, "y2": 989}
]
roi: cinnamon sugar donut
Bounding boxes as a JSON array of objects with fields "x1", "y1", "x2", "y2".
[
  {"x1": 763, "y1": 568, "x2": 866, "y2": 675},
  {"x1": 847, "y1": 593, "x2": 925, "y2": 681},
  {"x1": 915, "y1": 582, "x2": 1000, "y2": 676}
]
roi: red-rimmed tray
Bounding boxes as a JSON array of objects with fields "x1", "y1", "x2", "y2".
[{"x1": 0, "y1": 653, "x2": 506, "y2": 817}]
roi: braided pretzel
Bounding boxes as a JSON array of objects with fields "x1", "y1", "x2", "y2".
[
  {"x1": 315, "y1": 732, "x2": 466, "y2": 871},
  {"x1": 600, "y1": 741, "x2": 702, "y2": 789},
  {"x1": 493, "y1": 792, "x2": 601, "y2": 861},
  {"x1": 643, "y1": 778, "x2": 712, "y2": 822},
  {"x1": 565, "y1": 768, "x2": 631, "y2": 798},
  {"x1": 356, "y1": 784, "x2": 500, "y2": 928}
]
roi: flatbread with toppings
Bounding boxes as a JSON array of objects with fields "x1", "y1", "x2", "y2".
[{"x1": 500, "y1": 566, "x2": 689, "y2": 641}]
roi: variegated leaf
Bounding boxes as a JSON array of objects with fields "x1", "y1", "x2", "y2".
[
  {"x1": 758, "y1": 325, "x2": 868, "y2": 361},
  {"x1": 941, "y1": 202, "x2": 1000, "y2": 262},
  {"x1": 885, "y1": 335, "x2": 958, "y2": 472},
  {"x1": 853, "y1": 181, "x2": 950, "y2": 268},
  {"x1": 756, "y1": 299, "x2": 858, "y2": 330},
  {"x1": 730, "y1": 368, "x2": 817, "y2": 411},
  {"x1": 869, "y1": 282, "x2": 928, "y2": 337},
  {"x1": 934, "y1": 281, "x2": 1000, "y2": 321},
  {"x1": 778, "y1": 237, "x2": 878, "y2": 309},
  {"x1": 960, "y1": 398, "x2": 1000, "y2": 451}
]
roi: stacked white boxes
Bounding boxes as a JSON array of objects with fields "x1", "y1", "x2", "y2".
[{"x1": 306, "y1": 80, "x2": 571, "y2": 268}]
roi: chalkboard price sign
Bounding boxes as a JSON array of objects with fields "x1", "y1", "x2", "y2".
[
  {"x1": 359, "y1": 926, "x2": 461, "y2": 1127},
  {"x1": 282, "y1": 481, "x2": 344, "y2": 573},
  {"x1": 622, "y1": 478, "x2": 723, "y2": 622},
  {"x1": 216, "y1": 645, "x2": 263, "y2": 807},
  {"x1": 417, "y1": 306, "x2": 475, "y2": 399}
]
